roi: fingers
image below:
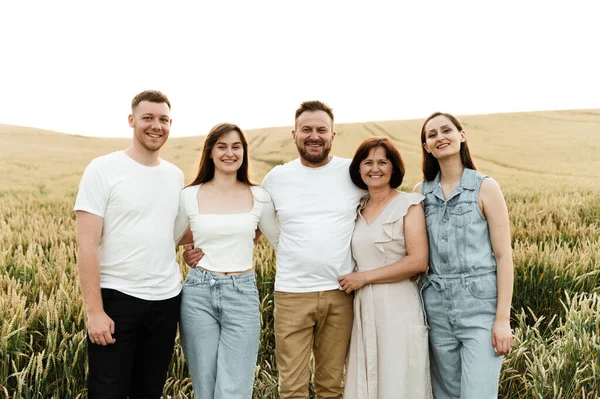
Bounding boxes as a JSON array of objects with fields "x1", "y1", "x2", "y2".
[
  {"x1": 493, "y1": 335, "x2": 513, "y2": 356},
  {"x1": 183, "y1": 243, "x2": 193, "y2": 251}
]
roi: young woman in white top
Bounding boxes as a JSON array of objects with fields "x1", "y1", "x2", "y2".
[{"x1": 174, "y1": 123, "x2": 279, "y2": 399}]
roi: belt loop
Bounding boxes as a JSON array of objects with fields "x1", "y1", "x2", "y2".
[
  {"x1": 460, "y1": 274, "x2": 466, "y2": 288},
  {"x1": 231, "y1": 275, "x2": 237, "y2": 287}
]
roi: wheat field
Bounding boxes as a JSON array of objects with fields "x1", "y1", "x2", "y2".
[{"x1": 1, "y1": 109, "x2": 599, "y2": 398}]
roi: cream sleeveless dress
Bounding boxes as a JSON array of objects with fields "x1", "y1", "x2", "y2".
[{"x1": 344, "y1": 192, "x2": 432, "y2": 399}]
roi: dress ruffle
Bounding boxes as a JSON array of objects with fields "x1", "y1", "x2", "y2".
[{"x1": 372, "y1": 192, "x2": 424, "y2": 253}]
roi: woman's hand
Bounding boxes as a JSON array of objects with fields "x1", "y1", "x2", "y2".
[
  {"x1": 338, "y1": 272, "x2": 368, "y2": 294},
  {"x1": 492, "y1": 319, "x2": 513, "y2": 356}
]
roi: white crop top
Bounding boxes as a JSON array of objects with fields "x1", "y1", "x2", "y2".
[{"x1": 175, "y1": 184, "x2": 279, "y2": 273}]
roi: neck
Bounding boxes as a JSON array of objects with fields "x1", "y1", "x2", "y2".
[
  {"x1": 207, "y1": 171, "x2": 240, "y2": 190},
  {"x1": 438, "y1": 156, "x2": 464, "y2": 185},
  {"x1": 124, "y1": 144, "x2": 160, "y2": 167},
  {"x1": 300, "y1": 154, "x2": 333, "y2": 168},
  {"x1": 368, "y1": 185, "x2": 396, "y2": 204}
]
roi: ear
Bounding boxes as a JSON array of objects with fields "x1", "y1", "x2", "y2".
[
  {"x1": 422, "y1": 142, "x2": 431, "y2": 153},
  {"x1": 128, "y1": 114, "x2": 135, "y2": 127},
  {"x1": 291, "y1": 129, "x2": 297, "y2": 141},
  {"x1": 331, "y1": 130, "x2": 337, "y2": 141},
  {"x1": 460, "y1": 130, "x2": 466, "y2": 143}
]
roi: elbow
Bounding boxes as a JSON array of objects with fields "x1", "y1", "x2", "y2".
[{"x1": 416, "y1": 254, "x2": 429, "y2": 273}]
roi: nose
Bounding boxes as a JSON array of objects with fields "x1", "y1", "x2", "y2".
[{"x1": 151, "y1": 119, "x2": 161, "y2": 130}]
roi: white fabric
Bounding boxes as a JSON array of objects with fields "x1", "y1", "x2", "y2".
[
  {"x1": 175, "y1": 185, "x2": 279, "y2": 273},
  {"x1": 344, "y1": 192, "x2": 431, "y2": 398},
  {"x1": 74, "y1": 151, "x2": 184, "y2": 301},
  {"x1": 262, "y1": 156, "x2": 365, "y2": 292}
]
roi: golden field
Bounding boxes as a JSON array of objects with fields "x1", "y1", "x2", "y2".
[{"x1": 1, "y1": 109, "x2": 599, "y2": 398}]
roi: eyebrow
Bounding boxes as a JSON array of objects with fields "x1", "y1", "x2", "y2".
[
  {"x1": 141, "y1": 113, "x2": 169, "y2": 118},
  {"x1": 216, "y1": 141, "x2": 242, "y2": 145}
]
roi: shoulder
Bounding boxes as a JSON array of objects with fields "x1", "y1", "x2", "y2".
[
  {"x1": 160, "y1": 159, "x2": 184, "y2": 176},
  {"x1": 479, "y1": 177, "x2": 503, "y2": 198},
  {"x1": 263, "y1": 159, "x2": 299, "y2": 184},
  {"x1": 251, "y1": 185, "x2": 272, "y2": 203},
  {"x1": 413, "y1": 181, "x2": 424, "y2": 194},
  {"x1": 87, "y1": 151, "x2": 119, "y2": 168}
]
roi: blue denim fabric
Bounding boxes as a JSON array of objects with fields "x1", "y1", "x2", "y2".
[
  {"x1": 420, "y1": 168, "x2": 502, "y2": 399},
  {"x1": 180, "y1": 268, "x2": 260, "y2": 399}
]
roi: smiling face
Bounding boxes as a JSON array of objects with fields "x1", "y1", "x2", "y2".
[
  {"x1": 292, "y1": 110, "x2": 335, "y2": 167},
  {"x1": 422, "y1": 114, "x2": 466, "y2": 161},
  {"x1": 359, "y1": 146, "x2": 394, "y2": 189},
  {"x1": 210, "y1": 130, "x2": 244, "y2": 175},
  {"x1": 128, "y1": 100, "x2": 171, "y2": 153}
]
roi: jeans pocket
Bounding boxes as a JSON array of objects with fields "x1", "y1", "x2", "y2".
[
  {"x1": 183, "y1": 273, "x2": 203, "y2": 287},
  {"x1": 234, "y1": 279, "x2": 259, "y2": 296},
  {"x1": 467, "y1": 274, "x2": 498, "y2": 300}
]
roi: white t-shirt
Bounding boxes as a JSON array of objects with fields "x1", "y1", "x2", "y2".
[
  {"x1": 73, "y1": 151, "x2": 184, "y2": 301},
  {"x1": 175, "y1": 185, "x2": 279, "y2": 273},
  {"x1": 262, "y1": 156, "x2": 366, "y2": 292}
]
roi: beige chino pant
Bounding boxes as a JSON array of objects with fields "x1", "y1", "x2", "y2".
[{"x1": 274, "y1": 289, "x2": 354, "y2": 399}]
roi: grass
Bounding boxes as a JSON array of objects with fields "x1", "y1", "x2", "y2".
[{"x1": 1, "y1": 109, "x2": 599, "y2": 397}]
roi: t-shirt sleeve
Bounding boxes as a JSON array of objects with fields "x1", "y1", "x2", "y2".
[
  {"x1": 174, "y1": 188, "x2": 190, "y2": 244},
  {"x1": 259, "y1": 198, "x2": 280, "y2": 249},
  {"x1": 73, "y1": 160, "x2": 109, "y2": 217}
]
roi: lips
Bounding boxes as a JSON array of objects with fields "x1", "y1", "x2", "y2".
[{"x1": 146, "y1": 132, "x2": 163, "y2": 139}]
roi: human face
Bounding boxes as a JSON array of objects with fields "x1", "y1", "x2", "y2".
[
  {"x1": 359, "y1": 146, "x2": 393, "y2": 190},
  {"x1": 128, "y1": 101, "x2": 171, "y2": 153},
  {"x1": 422, "y1": 115, "x2": 466, "y2": 160},
  {"x1": 210, "y1": 130, "x2": 244, "y2": 175},
  {"x1": 292, "y1": 110, "x2": 335, "y2": 167}
]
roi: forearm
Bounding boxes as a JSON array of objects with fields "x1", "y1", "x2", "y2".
[
  {"x1": 77, "y1": 249, "x2": 104, "y2": 315},
  {"x1": 362, "y1": 255, "x2": 428, "y2": 285},
  {"x1": 495, "y1": 253, "x2": 514, "y2": 321}
]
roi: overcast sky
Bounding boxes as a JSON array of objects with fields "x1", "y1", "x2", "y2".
[{"x1": 1, "y1": 1, "x2": 598, "y2": 137}]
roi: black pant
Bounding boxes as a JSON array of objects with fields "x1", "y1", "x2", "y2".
[{"x1": 87, "y1": 289, "x2": 181, "y2": 399}]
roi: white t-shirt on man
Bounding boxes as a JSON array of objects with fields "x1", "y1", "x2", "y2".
[
  {"x1": 74, "y1": 151, "x2": 184, "y2": 301},
  {"x1": 262, "y1": 156, "x2": 365, "y2": 292}
]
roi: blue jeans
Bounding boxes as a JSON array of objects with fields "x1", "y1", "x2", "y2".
[
  {"x1": 421, "y1": 271, "x2": 503, "y2": 399},
  {"x1": 180, "y1": 268, "x2": 260, "y2": 399}
]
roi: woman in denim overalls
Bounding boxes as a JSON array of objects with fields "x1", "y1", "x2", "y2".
[{"x1": 414, "y1": 112, "x2": 514, "y2": 398}]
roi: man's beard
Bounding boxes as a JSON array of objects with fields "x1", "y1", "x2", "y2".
[{"x1": 296, "y1": 140, "x2": 331, "y2": 165}]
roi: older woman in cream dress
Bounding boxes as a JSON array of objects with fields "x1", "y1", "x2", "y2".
[{"x1": 339, "y1": 137, "x2": 432, "y2": 399}]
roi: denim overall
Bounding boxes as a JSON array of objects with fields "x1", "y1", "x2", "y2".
[{"x1": 420, "y1": 168, "x2": 502, "y2": 399}]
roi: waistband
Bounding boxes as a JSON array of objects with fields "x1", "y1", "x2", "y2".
[
  {"x1": 418, "y1": 267, "x2": 496, "y2": 329},
  {"x1": 420, "y1": 267, "x2": 496, "y2": 291},
  {"x1": 188, "y1": 268, "x2": 256, "y2": 284}
]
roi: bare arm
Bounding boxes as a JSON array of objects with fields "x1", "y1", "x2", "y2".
[
  {"x1": 76, "y1": 210, "x2": 115, "y2": 346},
  {"x1": 338, "y1": 204, "x2": 429, "y2": 293},
  {"x1": 177, "y1": 226, "x2": 194, "y2": 246},
  {"x1": 480, "y1": 178, "x2": 514, "y2": 355}
]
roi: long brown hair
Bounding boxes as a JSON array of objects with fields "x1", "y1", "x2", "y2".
[
  {"x1": 187, "y1": 123, "x2": 254, "y2": 187},
  {"x1": 420, "y1": 112, "x2": 477, "y2": 181}
]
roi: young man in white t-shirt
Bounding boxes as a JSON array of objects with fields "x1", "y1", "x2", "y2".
[
  {"x1": 263, "y1": 101, "x2": 364, "y2": 398},
  {"x1": 74, "y1": 90, "x2": 185, "y2": 398}
]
